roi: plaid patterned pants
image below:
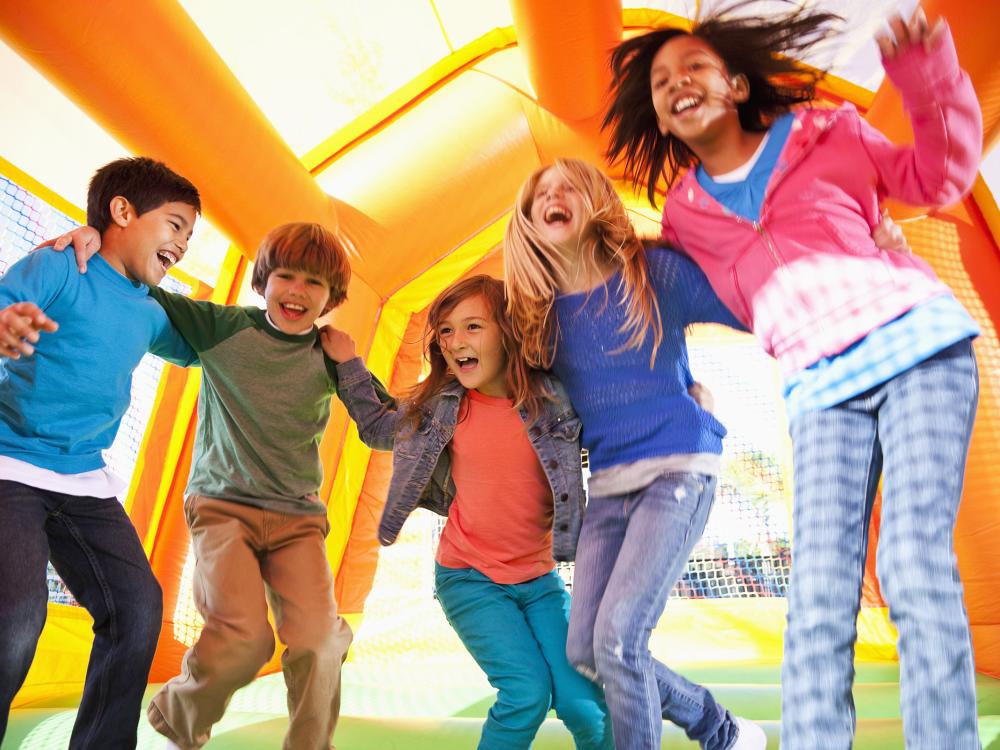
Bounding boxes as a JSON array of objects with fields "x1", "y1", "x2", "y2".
[{"x1": 781, "y1": 338, "x2": 980, "y2": 750}]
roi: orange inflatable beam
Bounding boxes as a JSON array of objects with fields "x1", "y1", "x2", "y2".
[{"x1": 509, "y1": 0, "x2": 621, "y2": 122}]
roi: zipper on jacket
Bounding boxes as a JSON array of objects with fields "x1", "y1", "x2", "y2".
[
  {"x1": 729, "y1": 212, "x2": 783, "y2": 268},
  {"x1": 752, "y1": 220, "x2": 783, "y2": 267}
]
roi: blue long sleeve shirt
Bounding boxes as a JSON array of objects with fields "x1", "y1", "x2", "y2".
[
  {"x1": 551, "y1": 247, "x2": 746, "y2": 473},
  {"x1": 0, "y1": 247, "x2": 197, "y2": 473}
]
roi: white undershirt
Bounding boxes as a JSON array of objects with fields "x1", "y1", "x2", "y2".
[
  {"x1": 709, "y1": 130, "x2": 772, "y2": 184},
  {"x1": 0, "y1": 455, "x2": 126, "y2": 498}
]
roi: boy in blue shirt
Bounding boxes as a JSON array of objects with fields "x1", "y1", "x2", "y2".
[{"x1": 0, "y1": 157, "x2": 201, "y2": 749}]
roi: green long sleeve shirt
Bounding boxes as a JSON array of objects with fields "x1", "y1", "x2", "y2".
[{"x1": 150, "y1": 288, "x2": 342, "y2": 515}]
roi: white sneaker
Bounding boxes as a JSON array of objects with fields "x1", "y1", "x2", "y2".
[{"x1": 729, "y1": 716, "x2": 767, "y2": 749}]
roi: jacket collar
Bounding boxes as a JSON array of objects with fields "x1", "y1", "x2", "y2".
[
  {"x1": 672, "y1": 104, "x2": 847, "y2": 209},
  {"x1": 440, "y1": 378, "x2": 466, "y2": 400}
]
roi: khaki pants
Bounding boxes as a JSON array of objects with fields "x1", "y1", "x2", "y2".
[{"x1": 148, "y1": 495, "x2": 353, "y2": 750}]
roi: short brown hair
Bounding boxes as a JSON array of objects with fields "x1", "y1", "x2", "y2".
[
  {"x1": 250, "y1": 222, "x2": 351, "y2": 309},
  {"x1": 87, "y1": 157, "x2": 200, "y2": 233}
]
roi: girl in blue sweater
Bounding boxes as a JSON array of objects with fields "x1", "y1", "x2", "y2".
[{"x1": 504, "y1": 158, "x2": 763, "y2": 750}]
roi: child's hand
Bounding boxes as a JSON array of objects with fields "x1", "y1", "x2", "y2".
[
  {"x1": 688, "y1": 382, "x2": 715, "y2": 413},
  {"x1": 0, "y1": 302, "x2": 58, "y2": 359},
  {"x1": 872, "y1": 209, "x2": 911, "y2": 254},
  {"x1": 35, "y1": 226, "x2": 102, "y2": 273},
  {"x1": 320, "y1": 325, "x2": 357, "y2": 363},
  {"x1": 876, "y1": 6, "x2": 945, "y2": 60}
]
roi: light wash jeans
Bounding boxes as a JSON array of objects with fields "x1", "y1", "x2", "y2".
[
  {"x1": 782, "y1": 339, "x2": 980, "y2": 749},
  {"x1": 435, "y1": 564, "x2": 614, "y2": 750},
  {"x1": 566, "y1": 472, "x2": 738, "y2": 750}
]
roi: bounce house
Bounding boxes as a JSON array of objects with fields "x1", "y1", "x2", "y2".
[{"x1": 1, "y1": 1, "x2": 999, "y2": 747}]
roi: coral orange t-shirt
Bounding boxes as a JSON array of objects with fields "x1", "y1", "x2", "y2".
[{"x1": 436, "y1": 389, "x2": 555, "y2": 584}]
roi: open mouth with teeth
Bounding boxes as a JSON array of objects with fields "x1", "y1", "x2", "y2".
[
  {"x1": 454, "y1": 355, "x2": 479, "y2": 372},
  {"x1": 156, "y1": 249, "x2": 179, "y2": 271},
  {"x1": 279, "y1": 302, "x2": 308, "y2": 320},
  {"x1": 671, "y1": 94, "x2": 703, "y2": 116},
  {"x1": 543, "y1": 205, "x2": 572, "y2": 225}
]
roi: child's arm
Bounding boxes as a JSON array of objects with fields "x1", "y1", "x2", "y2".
[
  {"x1": 148, "y1": 286, "x2": 251, "y2": 354},
  {"x1": 863, "y1": 12, "x2": 982, "y2": 207},
  {"x1": 36, "y1": 226, "x2": 101, "y2": 273},
  {"x1": 0, "y1": 247, "x2": 71, "y2": 358},
  {"x1": 0, "y1": 302, "x2": 58, "y2": 359},
  {"x1": 320, "y1": 326, "x2": 402, "y2": 451},
  {"x1": 666, "y1": 250, "x2": 749, "y2": 331}
]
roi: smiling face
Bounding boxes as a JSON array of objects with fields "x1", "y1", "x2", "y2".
[
  {"x1": 650, "y1": 35, "x2": 746, "y2": 146},
  {"x1": 527, "y1": 166, "x2": 587, "y2": 256},
  {"x1": 436, "y1": 293, "x2": 509, "y2": 398},
  {"x1": 263, "y1": 266, "x2": 334, "y2": 334},
  {"x1": 113, "y1": 200, "x2": 196, "y2": 286}
]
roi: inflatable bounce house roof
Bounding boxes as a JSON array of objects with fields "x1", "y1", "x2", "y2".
[{"x1": 2, "y1": 1, "x2": 999, "y2": 747}]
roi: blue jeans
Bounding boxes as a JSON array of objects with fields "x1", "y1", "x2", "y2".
[
  {"x1": 782, "y1": 339, "x2": 980, "y2": 749},
  {"x1": 435, "y1": 564, "x2": 614, "y2": 750},
  {"x1": 0, "y1": 481, "x2": 163, "y2": 749},
  {"x1": 566, "y1": 473, "x2": 737, "y2": 750}
]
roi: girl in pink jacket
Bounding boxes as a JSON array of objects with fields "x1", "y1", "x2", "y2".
[{"x1": 604, "y1": 3, "x2": 983, "y2": 749}]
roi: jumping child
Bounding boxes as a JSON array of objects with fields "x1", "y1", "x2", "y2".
[
  {"x1": 604, "y1": 3, "x2": 982, "y2": 747},
  {"x1": 504, "y1": 158, "x2": 764, "y2": 750},
  {"x1": 323, "y1": 274, "x2": 615, "y2": 750}
]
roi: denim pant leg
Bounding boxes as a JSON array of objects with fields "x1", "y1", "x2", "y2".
[
  {"x1": 782, "y1": 340, "x2": 981, "y2": 750},
  {"x1": 0, "y1": 481, "x2": 55, "y2": 744},
  {"x1": 877, "y1": 341, "x2": 979, "y2": 749},
  {"x1": 577, "y1": 474, "x2": 736, "y2": 750},
  {"x1": 435, "y1": 564, "x2": 553, "y2": 750},
  {"x1": 566, "y1": 497, "x2": 621, "y2": 684},
  {"x1": 782, "y1": 403, "x2": 881, "y2": 750},
  {"x1": 519, "y1": 570, "x2": 613, "y2": 750},
  {"x1": 47, "y1": 491, "x2": 163, "y2": 750}
]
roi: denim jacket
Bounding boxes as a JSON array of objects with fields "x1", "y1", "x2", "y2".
[{"x1": 334, "y1": 356, "x2": 586, "y2": 562}]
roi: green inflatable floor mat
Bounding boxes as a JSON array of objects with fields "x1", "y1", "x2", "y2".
[{"x1": 6, "y1": 662, "x2": 1000, "y2": 749}]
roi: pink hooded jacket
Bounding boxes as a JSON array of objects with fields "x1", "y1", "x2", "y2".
[{"x1": 661, "y1": 24, "x2": 982, "y2": 376}]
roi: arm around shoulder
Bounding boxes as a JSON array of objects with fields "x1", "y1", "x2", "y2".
[{"x1": 148, "y1": 286, "x2": 251, "y2": 352}]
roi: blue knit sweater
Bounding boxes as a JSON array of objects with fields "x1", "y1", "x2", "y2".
[{"x1": 551, "y1": 247, "x2": 746, "y2": 473}]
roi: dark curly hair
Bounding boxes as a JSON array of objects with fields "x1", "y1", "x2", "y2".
[{"x1": 604, "y1": 0, "x2": 841, "y2": 206}]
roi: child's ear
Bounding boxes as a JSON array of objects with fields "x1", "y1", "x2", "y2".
[
  {"x1": 109, "y1": 196, "x2": 132, "y2": 228},
  {"x1": 729, "y1": 73, "x2": 750, "y2": 103}
]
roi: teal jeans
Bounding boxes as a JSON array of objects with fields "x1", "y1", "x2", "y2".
[{"x1": 435, "y1": 563, "x2": 614, "y2": 750}]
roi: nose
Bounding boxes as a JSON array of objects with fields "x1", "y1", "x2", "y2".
[
  {"x1": 669, "y1": 74, "x2": 692, "y2": 93},
  {"x1": 450, "y1": 329, "x2": 468, "y2": 349}
]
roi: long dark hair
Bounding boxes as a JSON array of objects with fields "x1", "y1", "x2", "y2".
[
  {"x1": 604, "y1": 1, "x2": 841, "y2": 206},
  {"x1": 406, "y1": 274, "x2": 551, "y2": 429}
]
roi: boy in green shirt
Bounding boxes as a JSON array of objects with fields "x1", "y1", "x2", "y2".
[{"x1": 60, "y1": 221, "x2": 360, "y2": 750}]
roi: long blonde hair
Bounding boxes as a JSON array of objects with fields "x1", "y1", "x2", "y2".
[{"x1": 504, "y1": 159, "x2": 663, "y2": 368}]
